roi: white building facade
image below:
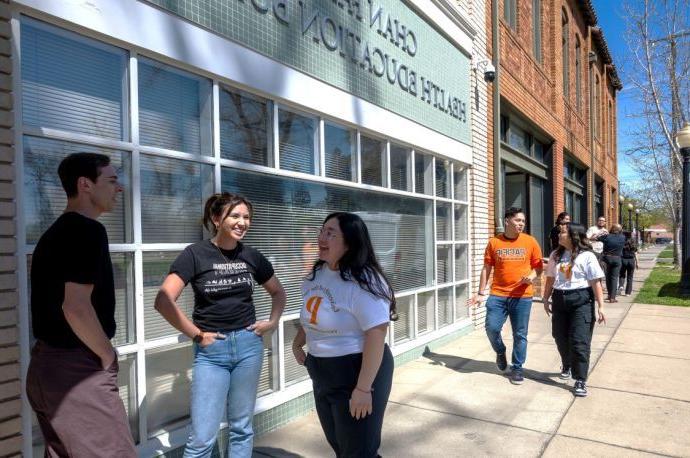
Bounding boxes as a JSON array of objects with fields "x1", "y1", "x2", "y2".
[{"x1": 0, "y1": 0, "x2": 490, "y2": 455}]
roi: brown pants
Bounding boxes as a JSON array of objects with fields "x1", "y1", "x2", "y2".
[{"x1": 26, "y1": 342, "x2": 137, "y2": 458}]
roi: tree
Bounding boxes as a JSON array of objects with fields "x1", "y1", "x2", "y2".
[{"x1": 621, "y1": 0, "x2": 690, "y2": 267}]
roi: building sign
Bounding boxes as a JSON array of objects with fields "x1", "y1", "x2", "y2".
[{"x1": 147, "y1": 0, "x2": 472, "y2": 145}]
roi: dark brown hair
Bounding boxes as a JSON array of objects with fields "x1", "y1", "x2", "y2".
[
  {"x1": 202, "y1": 192, "x2": 253, "y2": 235},
  {"x1": 58, "y1": 152, "x2": 111, "y2": 198}
]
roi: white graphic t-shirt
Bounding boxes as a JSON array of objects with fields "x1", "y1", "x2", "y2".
[
  {"x1": 545, "y1": 250, "x2": 605, "y2": 290},
  {"x1": 301, "y1": 266, "x2": 390, "y2": 357}
]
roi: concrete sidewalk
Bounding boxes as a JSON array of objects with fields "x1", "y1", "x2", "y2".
[{"x1": 254, "y1": 245, "x2": 690, "y2": 457}]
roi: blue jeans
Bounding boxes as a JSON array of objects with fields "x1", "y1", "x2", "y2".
[
  {"x1": 484, "y1": 295, "x2": 532, "y2": 371},
  {"x1": 184, "y1": 329, "x2": 264, "y2": 458}
]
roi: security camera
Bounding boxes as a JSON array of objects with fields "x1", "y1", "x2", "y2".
[
  {"x1": 483, "y1": 62, "x2": 496, "y2": 82},
  {"x1": 474, "y1": 59, "x2": 496, "y2": 83}
]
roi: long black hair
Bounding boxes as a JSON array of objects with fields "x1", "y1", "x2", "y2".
[
  {"x1": 309, "y1": 212, "x2": 398, "y2": 320},
  {"x1": 553, "y1": 223, "x2": 592, "y2": 263},
  {"x1": 555, "y1": 211, "x2": 570, "y2": 225}
]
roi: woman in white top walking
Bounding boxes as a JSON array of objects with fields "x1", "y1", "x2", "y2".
[
  {"x1": 542, "y1": 223, "x2": 606, "y2": 397},
  {"x1": 292, "y1": 212, "x2": 396, "y2": 458}
]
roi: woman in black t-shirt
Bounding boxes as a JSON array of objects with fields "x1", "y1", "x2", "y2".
[
  {"x1": 600, "y1": 224, "x2": 626, "y2": 303},
  {"x1": 549, "y1": 212, "x2": 571, "y2": 251},
  {"x1": 619, "y1": 231, "x2": 639, "y2": 297},
  {"x1": 154, "y1": 193, "x2": 286, "y2": 458}
]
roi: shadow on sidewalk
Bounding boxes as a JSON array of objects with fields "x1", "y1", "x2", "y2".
[
  {"x1": 422, "y1": 347, "x2": 572, "y2": 391},
  {"x1": 253, "y1": 446, "x2": 304, "y2": 457}
]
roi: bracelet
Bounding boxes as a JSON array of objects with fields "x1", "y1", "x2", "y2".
[{"x1": 355, "y1": 386, "x2": 373, "y2": 394}]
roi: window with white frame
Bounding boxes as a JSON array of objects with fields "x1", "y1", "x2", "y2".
[{"x1": 18, "y1": 17, "x2": 473, "y2": 454}]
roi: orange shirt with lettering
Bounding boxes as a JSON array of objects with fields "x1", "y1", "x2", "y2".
[{"x1": 484, "y1": 233, "x2": 544, "y2": 298}]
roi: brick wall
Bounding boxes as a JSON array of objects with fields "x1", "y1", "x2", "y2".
[
  {"x1": 487, "y1": 0, "x2": 619, "y2": 231},
  {"x1": 0, "y1": 1, "x2": 20, "y2": 456}
]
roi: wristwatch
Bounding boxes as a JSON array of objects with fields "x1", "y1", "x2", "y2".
[{"x1": 192, "y1": 331, "x2": 204, "y2": 344}]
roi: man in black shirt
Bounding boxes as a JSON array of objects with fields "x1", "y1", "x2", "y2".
[{"x1": 26, "y1": 153, "x2": 136, "y2": 457}]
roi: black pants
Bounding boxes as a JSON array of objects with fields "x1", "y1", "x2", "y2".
[
  {"x1": 552, "y1": 288, "x2": 596, "y2": 381},
  {"x1": 305, "y1": 345, "x2": 394, "y2": 458},
  {"x1": 603, "y1": 255, "x2": 622, "y2": 300},
  {"x1": 619, "y1": 258, "x2": 635, "y2": 295}
]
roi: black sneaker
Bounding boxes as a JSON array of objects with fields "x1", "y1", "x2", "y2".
[
  {"x1": 573, "y1": 380, "x2": 588, "y2": 397},
  {"x1": 509, "y1": 369, "x2": 524, "y2": 385},
  {"x1": 496, "y1": 353, "x2": 507, "y2": 372},
  {"x1": 559, "y1": 366, "x2": 571, "y2": 380}
]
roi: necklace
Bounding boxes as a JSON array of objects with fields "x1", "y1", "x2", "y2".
[{"x1": 211, "y1": 239, "x2": 238, "y2": 263}]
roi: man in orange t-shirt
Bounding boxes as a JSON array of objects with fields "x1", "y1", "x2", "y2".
[{"x1": 470, "y1": 207, "x2": 543, "y2": 385}]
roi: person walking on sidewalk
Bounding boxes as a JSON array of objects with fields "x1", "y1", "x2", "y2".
[
  {"x1": 586, "y1": 216, "x2": 608, "y2": 267},
  {"x1": 293, "y1": 212, "x2": 396, "y2": 458},
  {"x1": 26, "y1": 153, "x2": 137, "y2": 457},
  {"x1": 549, "y1": 211, "x2": 571, "y2": 251},
  {"x1": 542, "y1": 223, "x2": 606, "y2": 397},
  {"x1": 600, "y1": 224, "x2": 626, "y2": 303},
  {"x1": 470, "y1": 207, "x2": 544, "y2": 385},
  {"x1": 618, "y1": 231, "x2": 639, "y2": 297}
]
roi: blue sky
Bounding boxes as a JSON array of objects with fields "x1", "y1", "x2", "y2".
[{"x1": 591, "y1": 0, "x2": 639, "y2": 185}]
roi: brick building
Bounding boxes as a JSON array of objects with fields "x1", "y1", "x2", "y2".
[{"x1": 486, "y1": 0, "x2": 621, "y2": 247}]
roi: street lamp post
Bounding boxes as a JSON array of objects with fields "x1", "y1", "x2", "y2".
[
  {"x1": 677, "y1": 122, "x2": 690, "y2": 293},
  {"x1": 635, "y1": 209, "x2": 641, "y2": 245},
  {"x1": 619, "y1": 195, "x2": 625, "y2": 225},
  {"x1": 627, "y1": 203, "x2": 633, "y2": 232}
]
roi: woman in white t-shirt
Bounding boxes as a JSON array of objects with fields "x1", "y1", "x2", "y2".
[
  {"x1": 542, "y1": 223, "x2": 606, "y2": 398},
  {"x1": 292, "y1": 212, "x2": 396, "y2": 458}
]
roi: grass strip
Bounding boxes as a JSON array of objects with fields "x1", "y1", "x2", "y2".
[{"x1": 635, "y1": 264, "x2": 690, "y2": 307}]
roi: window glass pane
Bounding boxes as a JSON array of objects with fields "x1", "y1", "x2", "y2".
[
  {"x1": 138, "y1": 58, "x2": 212, "y2": 155},
  {"x1": 534, "y1": 141, "x2": 545, "y2": 162},
  {"x1": 283, "y1": 319, "x2": 308, "y2": 385},
  {"x1": 361, "y1": 136, "x2": 383, "y2": 186},
  {"x1": 453, "y1": 165, "x2": 468, "y2": 201},
  {"x1": 324, "y1": 124, "x2": 355, "y2": 181},
  {"x1": 390, "y1": 144, "x2": 410, "y2": 191},
  {"x1": 436, "y1": 203, "x2": 451, "y2": 241},
  {"x1": 500, "y1": 116, "x2": 509, "y2": 142},
  {"x1": 454, "y1": 204, "x2": 468, "y2": 241},
  {"x1": 117, "y1": 354, "x2": 139, "y2": 443},
  {"x1": 278, "y1": 109, "x2": 316, "y2": 174},
  {"x1": 21, "y1": 19, "x2": 126, "y2": 139},
  {"x1": 140, "y1": 155, "x2": 213, "y2": 243},
  {"x1": 258, "y1": 335, "x2": 276, "y2": 395},
  {"x1": 23, "y1": 136, "x2": 130, "y2": 244},
  {"x1": 393, "y1": 296, "x2": 414, "y2": 344},
  {"x1": 415, "y1": 152, "x2": 433, "y2": 195},
  {"x1": 435, "y1": 159, "x2": 450, "y2": 198},
  {"x1": 437, "y1": 246, "x2": 452, "y2": 284},
  {"x1": 455, "y1": 245, "x2": 469, "y2": 281},
  {"x1": 438, "y1": 286, "x2": 453, "y2": 327},
  {"x1": 455, "y1": 283, "x2": 470, "y2": 320},
  {"x1": 221, "y1": 168, "x2": 433, "y2": 308},
  {"x1": 143, "y1": 251, "x2": 195, "y2": 340},
  {"x1": 417, "y1": 291, "x2": 435, "y2": 334},
  {"x1": 509, "y1": 124, "x2": 531, "y2": 155},
  {"x1": 112, "y1": 252, "x2": 135, "y2": 346},
  {"x1": 219, "y1": 86, "x2": 269, "y2": 166},
  {"x1": 529, "y1": 177, "x2": 546, "y2": 251},
  {"x1": 145, "y1": 344, "x2": 193, "y2": 437}
]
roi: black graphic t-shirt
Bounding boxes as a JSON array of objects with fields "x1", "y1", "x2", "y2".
[
  {"x1": 170, "y1": 240, "x2": 274, "y2": 331},
  {"x1": 31, "y1": 212, "x2": 116, "y2": 348}
]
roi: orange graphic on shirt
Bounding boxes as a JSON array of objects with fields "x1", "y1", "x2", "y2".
[{"x1": 305, "y1": 296, "x2": 323, "y2": 324}]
